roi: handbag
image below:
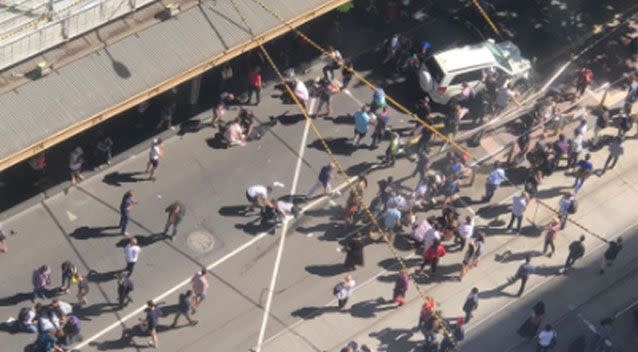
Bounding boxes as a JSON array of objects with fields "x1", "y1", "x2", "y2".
[{"x1": 70, "y1": 273, "x2": 79, "y2": 285}]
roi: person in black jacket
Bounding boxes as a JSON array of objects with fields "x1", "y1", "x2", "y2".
[
  {"x1": 117, "y1": 272, "x2": 134, "y2": 309},
  {"x1": 563, "y1": 235, "x2": 586, "y2": 272},
  {"x1": 600, "y1": 237, "x2": 623, "y2": 274},
  {"x1": 343, "y1": 232, "x2": 365, "y2": 271}
]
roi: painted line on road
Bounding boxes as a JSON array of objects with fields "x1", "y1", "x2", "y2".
[
  {"x1": 255, "y1": 116, "x2": 311, "y2": 351},
  {"x1": 73, "y1": 149, "x2": 366, "y2": 350},
  {"x1": 469, "y1": 219, "x2": 638, "y2": 339},
  {"x1": 73, "y1": 232, "x2": 269, "y2": 349}
]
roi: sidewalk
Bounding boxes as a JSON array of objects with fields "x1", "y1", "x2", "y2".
[{"x1": 261, "y1": 104, "x2": 638, "y2": 352}]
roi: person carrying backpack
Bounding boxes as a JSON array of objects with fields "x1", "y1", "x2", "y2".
[
  {"x1": 563, "y1": 235, "x2": 586, "y2": 272},
  {"x1": 334, "y1": 275, "x2": 356, "y2": 309}
]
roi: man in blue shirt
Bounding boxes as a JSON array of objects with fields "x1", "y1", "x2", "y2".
[
  {"x1": 353, "y1": 105, "x2": 371, "y2": 147},
  {"x1": 573, "y1": 153, "x2": 593, "y2": 193},
  {"x1": 482, "y1": 163, "x2": 506, "y2": 202},
  {"x1": 383, "y1": 207, "x2": 402, "y2": 241}
]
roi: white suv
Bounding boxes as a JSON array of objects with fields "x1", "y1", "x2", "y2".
[{"x1": 418, "y1": 40, "x2": 532, "y2": 105}]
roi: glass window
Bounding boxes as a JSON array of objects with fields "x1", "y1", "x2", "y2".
[{"x1": 449, "y1": 70, "x2": 483, "y2": 86}]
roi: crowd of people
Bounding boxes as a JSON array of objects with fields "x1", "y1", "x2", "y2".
[{"x1": 3, "y1": 5, "x2": 638, "y2": 350}]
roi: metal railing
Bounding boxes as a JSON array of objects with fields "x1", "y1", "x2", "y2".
[{"x1": 0, "y1": 0, "x2": 158, "y2": 71}]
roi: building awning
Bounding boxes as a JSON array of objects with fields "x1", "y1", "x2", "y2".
[{"x1": 0, "y1": 0, "x2": 349, "y2": 171}]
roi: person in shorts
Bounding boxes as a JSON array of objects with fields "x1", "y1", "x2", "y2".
[
  {"x1": 245, "y1": 184, "x2": 273, "y2": 212},
  {"x1": 145, "y1": 138, "x2": 163, "y2": 181},
  {"x1": 190, "y1": 268, "x2": 209, "y2": 314}
]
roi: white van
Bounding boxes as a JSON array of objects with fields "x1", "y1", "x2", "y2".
[{"x1": 418, "y1": 40, "x2": 532, "y2": 105}]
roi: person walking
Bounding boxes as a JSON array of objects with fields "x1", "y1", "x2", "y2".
[
  {"x1": 481, "y1": 163, "x2": 506, "y2": 202},
  {"x1": 462, "y1": 287, "x2": 479, "y2": 323},
  {"x1": 353, "y1": 105, "x2": 372, "y2": 147},
  {"x1": 543, "y1": 217, "x2": 561, "y2": 258},
  {"x1": 171, "y1": 290, "x2": 198, "y2": 327},
  {"x1": 145, "y1": 138, "x2": 163, "y2": 181},
  {"x1": 144, "y1": 300, "x2": 161, "y2": 348},
  {"x1": 31, "y1": 265, "x2": 51, "y2": 301},
  {"x1": 343, "y1": 232, "x2": 365, "y2": 271},
  {"x1": 557, "y1": 192, "x2": 576, "y2": 230},
  {"x1": 340, "y1": 59, "x2": 354, "y2": 91},
  {"x1": 163, "y1": 201, "x2": 185, "y2": 241},
  {"x1": 117, "y1": 272, "x2": 134, "y2": 308},
  {"x1": 123, "y1": 237, "x2": 141, "y2": 275},
  {"x1": 623, "y1": 74, "x2": 638, "y2": 115},
  {"x1": 563, "y1": 235, "x2": 586, "y2": 272},
  {"x1": 59, "y1": 261, "x2": 77, "y2": 294},
  {"x1": 190, "y1": 268, "x2": 209, "y2": 314},
  {"x1": 507, "y1": 191, "x2": 530, "y2": 234},
  {"x1": 575, "y1": 67, "x2": 593, "y2": 97},
  {"x1": 119, "y1": 190, "x2": 136, "y2": 236},
  {"x1": 391, "y1": 269, "x2": 409, "y2": 306},
  {"x1": 603, "y1": 137, "x2": 624, "y2": 172},
  {"x1": 518, "y1": 301, "x2": 546, "y2": 340},
  {"x1": 69, "y1": 147, "x2": 85, "y2": 186},
  {"x1": 592, "y1": 107, "x2": 609, "y2": 146},
  {"x1": 76, "y1": 272, "x2": 89, "y2": 306},
  {"x1": 573, "y1": 153, "x2": 593, "y2": 193},
  {"x1": 248, "y1": 66, "x2": 263, "y2": 105},
  {"x1": 460, "y1": 233, "x2": 485, "y2": 280},
  {"x1": 600, "y1": 236, "x2": 623, "y2": 274},
  {"x1": 322, "y1": 46, "x2": 343, "y2": 81},
  {"x1": 455, "y1": 215, "x2": 475, "y2": 251},
  {"x1": 537, "y1": 324, "x2": 557, "y2": 351},
  {"x1": 416, "y1": 240, "x2": 447, "y2": 275},
  {"x1": 509, "y1": 256, "x2": 536, "y2": 297},
  {"x1": 334, "y1": 274, "x2": 356, "y2": 309},
  {"x1": 306, "y1": 163, "x2": 335, "y2": 198}
]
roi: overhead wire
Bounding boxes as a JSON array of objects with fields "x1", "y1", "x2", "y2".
[
  {"x1": 248, "y1": 0, "x2": 613, "y2": 244},
  {"x1": 224, "y1": 0, "x2": 459, "y2": 349}
]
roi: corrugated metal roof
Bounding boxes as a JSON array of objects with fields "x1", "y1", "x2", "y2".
[{"x1": 0, "y1": 0, "x2": 339, "y2": 162}]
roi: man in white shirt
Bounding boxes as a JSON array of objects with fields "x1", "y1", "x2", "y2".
[
  {"x1": 558, "y1": 191, "x2": 576, "y2": 229},
  {"x1": 124, "y1": 238, "x2": 141, "y2": 275},
  {"x1": 455, "y1": 216, "x2": 475, "y2": 251},
  {"x1": 507, "y1": 191, "x2": 529, "y2": 234},
  {"x1": 537, "y1": 324, "x2": 557, "y2": 351},
  {"x1": 145, "y1": 138, "x2": 164, "y2": 181},
  {"x1": 293, "y1": 79, "x2": 309, "y2": 109},
  {"x1": 245, "y1": 185, "x2": 273, "y2": 212}
]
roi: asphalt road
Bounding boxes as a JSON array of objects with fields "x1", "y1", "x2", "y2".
[{"x1": 1, "y1": 2, "x2": 637, "y2": 352}]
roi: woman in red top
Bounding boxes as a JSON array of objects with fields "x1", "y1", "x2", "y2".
[
  {"x1": 543, "y1": 217, "x2": 561, "y2": 257},
  {"x1": 416, "y1": 239, "x2": 446, "y2": 274}
]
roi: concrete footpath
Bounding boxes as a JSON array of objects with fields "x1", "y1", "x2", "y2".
[{"x1": 260, "y1": 95, "x2": 638, "y2": 351}]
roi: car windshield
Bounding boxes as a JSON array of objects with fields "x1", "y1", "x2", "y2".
[
  {"x1": 486, "y1": 42, "x2": 512, "y2": 72},
  {"x1": 424, "y1": 57, "x2": 444, "y2": 84}
]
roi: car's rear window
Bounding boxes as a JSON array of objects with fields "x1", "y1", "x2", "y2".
[{"x1": 424, "y1": 57, "x2": 444, "y2": 84}]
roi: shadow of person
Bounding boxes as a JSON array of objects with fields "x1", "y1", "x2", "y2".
[
  {"x1": 0, "y1": 292, "x2": 35, "y2": 307},
  {"x1": 368, "y1": 327, "x2": 419, "y2": 352},
  {"x1": 307, "y1": 137, "x2": 355, "y2": 156},
  {"x1": 102, "y1": 171, "x2": 146, "y2": 187},
  {"x1": 116, "y1": 233, "x2": 167, "y2": 248},
  {"x1": 74, "y1": 302, "x2": 119, "y2": 320},
  {"x1": 90, "y1": 325, "x2": 147, "y2": 351},
  {"x1": 535, "y1": 265, "x2": 562, "y2": 277},
  {"x1": 218, "y1": 205, "x2": 251, "y2": 217},
  {"x1": 70, "y1": 226, "x2": 121, "y2": 240},
  {"x1": 87, "y1": 269, "x2": 121, "y2": 283},
  {"x1": 494, "y1": 250, "x2": 543, "y2": 263},
  {"x1": 478, "y1": 281, "x2": 518, "y2": 299},
  {"x1": 290, "y1": 306, "x2": 342, "y2": 320},
  {"x1": 305, "y1": 263, "x2": 349, "y2": 277},
  {"x1": 350, "y1": 298, "x2": 397, "y2": 318}
]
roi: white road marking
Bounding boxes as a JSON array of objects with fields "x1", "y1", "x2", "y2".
[
  {"x1": 66, "y1": 210, "x2": 78, "y2": 222},
  {"x1": 467, "y1": 220, "x2": 638, "y2": 335},
  {"x1": 73, "y1": 232, "x2": 269, "y2": 349},
  {"x1": 73, "y1": 127, "x2": 359, "y2": 349},
  {"x1": 342, "y1": 88, "x2": 364, "y2": 106},
  {"x1": 255, "y1": 118, "x2": 311, "y2": 352}
]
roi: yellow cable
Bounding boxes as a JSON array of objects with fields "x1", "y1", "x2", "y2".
[
  {"x1": 227, "y1": 0, "x2": 459, "y2": 347},
  {"x1": 249, "y1": 0, "x2": 611, "y2": 244}
]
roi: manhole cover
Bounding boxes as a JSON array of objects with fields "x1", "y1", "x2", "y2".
[{"x1": 187, "y1": 230, "x2": 215, "y2": 253}]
